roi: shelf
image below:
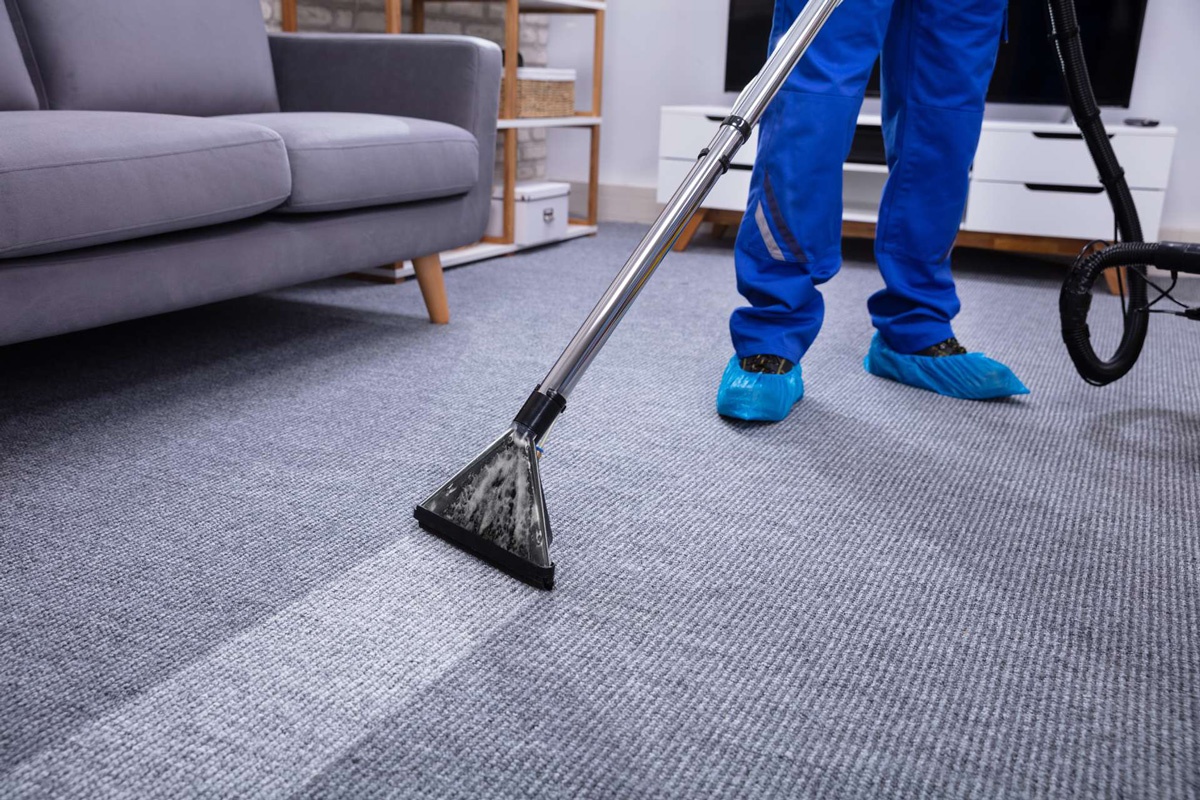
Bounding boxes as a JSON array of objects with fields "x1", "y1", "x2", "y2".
[
  {"x1": 515, "y1": 0, "x2": 606, "y2": 10},
  {"x1": 443, "y1": 240, "x2": 519, "y2": 268},
  {"x1": 498, "y1": 116, "x2": 602, "y2": 129},
  {"x1": 560, "y1": 222, "x2": 600, "y2": 240},
  {"x1": 844, "y1": 162, "x2": 888, "y2": 175},
  {"x1": 446, "y1": 224, "x2": 598, "y2": 267},
  {"x1": 432, "y1": 0, "x2": 605, "y2": 9}
]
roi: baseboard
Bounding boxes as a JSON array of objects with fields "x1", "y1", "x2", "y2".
[{"x1": 566, "y1": 183, "x2": 662, "y2": 224}]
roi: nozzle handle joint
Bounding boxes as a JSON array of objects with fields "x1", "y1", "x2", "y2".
[{"x1": 513, "y1": 388, "x2": 566, "y2": 441}]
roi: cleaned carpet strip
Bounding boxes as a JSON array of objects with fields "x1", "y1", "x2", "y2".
[{"x1": 1, "y1": 539, "x2": 533, "y2": 798}]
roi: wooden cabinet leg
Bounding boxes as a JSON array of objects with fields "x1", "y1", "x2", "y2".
[
  {"x1": 673, "y1": 210, "x2": 708, "y2": 253},
  {"x1": 412, "y1": 254, "x2": 449, "y2": 324},
  {"x1": 1103, "y1": 266, "x2": 1128, "y2": 296}
]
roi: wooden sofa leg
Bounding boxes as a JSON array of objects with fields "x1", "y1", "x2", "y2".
[{"x1": 411, "y1": 254, "x2": 449, "y2": 324}]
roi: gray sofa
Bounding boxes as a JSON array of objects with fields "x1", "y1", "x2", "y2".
[{"x1": 0, "y1": 0, "x2": 501, "y2": 346}]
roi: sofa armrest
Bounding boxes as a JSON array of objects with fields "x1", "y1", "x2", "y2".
[{"x1": 269, "y1": 33, "x2": 501, "y2": 139}]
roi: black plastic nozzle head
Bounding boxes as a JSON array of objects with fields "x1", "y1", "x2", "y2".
[{"x1": 415, "y1": 427, "x2": 555, "y2": 590}]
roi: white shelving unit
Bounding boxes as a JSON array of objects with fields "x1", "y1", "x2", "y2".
[
  {"x1": 497, "y1": 116, "x2": 602, "y2": 129},
  {"x1": 410, "y1": 0, "x2": 605, "y2": 270}
]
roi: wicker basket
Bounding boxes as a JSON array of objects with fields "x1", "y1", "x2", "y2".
[{"x1": 501, "y1": 68, "x2": 576, "y2": 118}]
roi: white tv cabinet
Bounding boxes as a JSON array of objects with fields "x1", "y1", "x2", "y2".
[{"x1": 658, "y1": 105, "x2": 1177, "y2": 256}]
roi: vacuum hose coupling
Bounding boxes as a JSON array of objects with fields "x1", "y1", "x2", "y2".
[{"x1": 513, "y1": 387, "x2": 567, "y2": 442}]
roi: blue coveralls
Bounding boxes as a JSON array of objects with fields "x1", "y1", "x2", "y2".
[{"x1": 731, "y1": 0, "x2": 1008, "y2": 362}]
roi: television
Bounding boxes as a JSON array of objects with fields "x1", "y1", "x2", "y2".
[{"x1": 725, "y1": 0, "x2": 1148, "y2": 107}]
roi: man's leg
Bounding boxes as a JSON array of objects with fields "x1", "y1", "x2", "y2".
[
  {"x1": 870, "y1": 0, "x2": 1006, "y2": 353},
  {"x1": 861, "y1": 0, "x2": 1027, "y2": 400},
  {"x1": 729, "y1": 0, "x2": 894, "y2": 364}
]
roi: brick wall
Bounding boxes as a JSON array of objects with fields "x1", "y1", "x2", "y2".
[{"x1": 261, "y1": 0, "x2": 549, "y2": 183}]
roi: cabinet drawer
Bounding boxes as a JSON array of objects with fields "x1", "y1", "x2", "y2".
[
  {"x1": 658, "y1": 158, "x2": 753, "y2": 211},
  {"x1": 964, "y1": 180, "x2": 1165, "y2": 240},
  {"x1": 973, "y1": 128, "x2": 1174, "y2": 190},
  {"x1": 660, "y1": 110, "x2": 758, "y2": 167}
]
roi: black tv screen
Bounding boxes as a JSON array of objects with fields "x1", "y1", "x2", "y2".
[{"x1": 725, "y1": 0, "x2": 1148, "y2": 107}]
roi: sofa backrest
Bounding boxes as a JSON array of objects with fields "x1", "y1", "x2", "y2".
[
  {"x1": 0, "y1": 1, "x2": 38, "y2": 110},
  {"x1": 11, "y1": 0, "x2": 279, "y2": 116}
]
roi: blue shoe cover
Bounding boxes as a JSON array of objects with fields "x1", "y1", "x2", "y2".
[
  {"x1": 716, "y1": 356, "x2": 805, "y2": 421},
  {"x1": 863, "y1": 333, "x2": 1029, "y2": 400}
]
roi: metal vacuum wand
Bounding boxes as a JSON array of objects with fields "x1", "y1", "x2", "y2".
[{"x1": 513, "y1": 0, "x2": 844, "y2": 442}]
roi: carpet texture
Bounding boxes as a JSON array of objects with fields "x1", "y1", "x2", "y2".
[{"x1": 1, "y1": 225, "x2": 1197, "y2": 798}]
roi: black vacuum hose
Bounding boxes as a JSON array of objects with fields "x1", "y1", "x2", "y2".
[
  {"x1": 1048, "y1": 0, "x2": 1149, "y2": 385},
  {"x1": 1059, "y1": 241, "x2": 1159, "y2": 385}
]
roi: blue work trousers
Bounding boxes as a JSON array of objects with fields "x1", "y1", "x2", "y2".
[{"x1": 731, "y1": 0, "x2": 1008, "y2": 360}]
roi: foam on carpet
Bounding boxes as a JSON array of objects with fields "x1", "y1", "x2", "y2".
[{"x1": 1, "y1": 225, "x2": 1197, "y2": 798}]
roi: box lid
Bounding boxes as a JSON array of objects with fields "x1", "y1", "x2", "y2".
[
  {"x1": 492, "y1": 181, "x2": 571, "y2": 202},
  {"x1": 516, "y1": 67, "x2": 576, "y2": 82}
]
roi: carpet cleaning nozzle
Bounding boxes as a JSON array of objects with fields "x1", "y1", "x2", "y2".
[
  {"x1": 415, "y1": 0, "x2": 844, "y2": 588},
  {"x1": 415, "y1": 390, "x2": 564, "y2": 589},
  {"x1": 415, "y1": 425, "x2": 555, "y2": 589}
]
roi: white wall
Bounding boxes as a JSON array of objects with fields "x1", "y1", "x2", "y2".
[
  {"x1": 546, "y1": 0, "x2": 733, "y2": 190},
  {"x1": 547, "y1": 0, "x2": 1200, "y2": 239},
  {"x1": 1126, "y1": 0, "x2": 1200, "y2": 239}
]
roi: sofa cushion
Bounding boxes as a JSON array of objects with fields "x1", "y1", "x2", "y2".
[
  {"x1": 10, "y1": 0, "x2": 278, "y2": 116},
  {"x1": 0, "y1": 1, "x2": 38, "y2": 110},
  {"x1": 0, "y1": 111, "x2": 291, "y2": 259},
  {"x1": 222, "y1": 113, "x2": 479, "y2": 214}
]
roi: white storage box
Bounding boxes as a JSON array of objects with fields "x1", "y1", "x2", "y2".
[{"x1": 487, "y1": 182, "x2": 570, "y2": 246}]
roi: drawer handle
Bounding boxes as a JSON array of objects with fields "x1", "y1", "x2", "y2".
[
  {"x1": 705, "y1": 114, "x2": 726, "y2": 122},
  {"x1": 727, "y1": 163, "x2": 753, "y2": 172},
  {"x1": 1031, "y1": 131, "x2": 1114, "y2": 140},
  {"x1": 1024, "y1": 183, "x2": 1106, "y2": 194}
]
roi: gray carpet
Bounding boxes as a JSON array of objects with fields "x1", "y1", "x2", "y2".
[{"x1": 1, "y1": 224, "x2": 1197, "y2": 799}]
